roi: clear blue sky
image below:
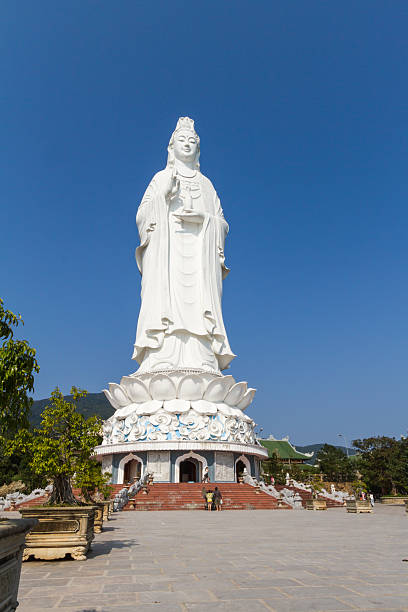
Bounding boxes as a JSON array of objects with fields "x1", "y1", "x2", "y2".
[{"x1": 1, "y1": 1, "x2": 407, "y2": 446}]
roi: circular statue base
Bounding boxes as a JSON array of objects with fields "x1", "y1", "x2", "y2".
[{"x1": 95, "y1": 370, "x2": 267, "y2": 484}]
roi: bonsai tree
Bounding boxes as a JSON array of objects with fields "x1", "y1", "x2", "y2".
[
  {"x1": 350, "y1": 479, "x2": 368, "y2": 500},
  {"x1": 10, "y1": 387, "x2": 104, "y2": 505},
  {"x1": 73, "y1": 458, "x2": 112, "y2": 503},
  {"x1": 309, "y1": 474, "x2": 324, "y2": 499},
  {"x1": 0, "y1": 298, "x2": 41, "y2": 488}
]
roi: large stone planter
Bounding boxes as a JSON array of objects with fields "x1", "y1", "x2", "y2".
[
  {"x1": 93, "y1": 503, "x2": 104, "y2": 533},
  {"x1": 101, "y1": 500, "x2": 111, "y2": 521},
  {"x1": 305, "y1": 499, "x2": 327, "y2": 511},
  {"x1": 380, "y1": 496, "x2": 408, "y2": 506},
  {"x1": 346, "y1": 500, "x2": 372, "y2": 513},
  {"x1": 19, "y1": 506, "x2": 96, "y2": 561},
  {"x1": 0, "y1": 518, "x2": 37, "y2": 611}
]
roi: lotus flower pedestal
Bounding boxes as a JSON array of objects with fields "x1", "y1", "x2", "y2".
[{"x1": 94, "y1": 369, "x2": 268, "y2": 484}]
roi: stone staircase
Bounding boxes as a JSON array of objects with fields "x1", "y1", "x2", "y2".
[
  {"x1": 121, "y1": 483, "x2": 291, "y2": 511},
  {"x1": 275, "y1": 484, "x2": 344, "y2": 508},
  {"x1": 11, "y1": 483, "x2": 292, "y2": 512}
]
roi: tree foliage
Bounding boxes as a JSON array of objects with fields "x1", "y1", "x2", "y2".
[
  {"x1": 0, "y1": 298, "x2": 39, "y2": 437},
  {"x1": 73, "y1": 459, "x2": 112, "y2": 502},
  {"x1": 261, "y1": 455, "x2": 318, "y2": 485},
  {"x1": 316, "y1": 444, "x2": 356, "y2": 482},
  {"x1": 0, "y1": 298, "x2": 41, "y2": 488},
  {"x1": 9, "y1": 387, "x2": 104, "y2": 505},
  {"x1": 352, "y1": 436, "x2": 408, "y2": 495}
]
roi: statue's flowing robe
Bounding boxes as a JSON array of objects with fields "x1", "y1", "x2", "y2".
[{"x1": 133, "y1": 168, "x2": 235, "y2": 372}]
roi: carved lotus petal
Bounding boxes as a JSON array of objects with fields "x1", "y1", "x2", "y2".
[
  {"x1": 177, "y1": 374, "x2": 204, "y2": 400},
  {"x1": 191, "y1": 400, "x2": 217, "y2": 415},
  {"x1": 115, "y1": 404, "x2": 138, "y2": 420},
  {"x1": 136, "y1": 400, "x2": 163, "y2": 415},
  {"x1": 103, "y1": 389, "x2": 121, "y2": 410},
  {"x1": 203, "y1": 375, "x2": 235, "y2": 402},
  {"x1": 236, "y1": 388, "x2": 256, "y2": 411},
  {"x1": 121, "y1": 376, "x2": 151, "y2": 403},
  {"x1": 228, "y1": 407, "x2": 244, "y2": 418},
  {"x1": 224, "y1": 382, "x2": 248, "y2": 407},
  {"x1": 149, "y1": 374, "x2": 176, "y2": 400},
  {"x1": 217, "y1": 403, "x2": 234, "y2": 416},
  {"x1": 164, "y1": 399, "x2": 190, "y2": 413},
  {"x1": 108, "y1": 383, "x2": 130, "y2": 407}
]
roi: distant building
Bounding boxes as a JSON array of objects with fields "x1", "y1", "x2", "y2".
[{"x1": 259, "y1": 435, "x2": 313, "y2": 465}]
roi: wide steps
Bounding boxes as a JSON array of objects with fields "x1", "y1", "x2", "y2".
[{"x1": 122, "y1": 483, "x2": 291, "y2": 511}]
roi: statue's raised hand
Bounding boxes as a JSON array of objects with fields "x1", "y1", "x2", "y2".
[{"x1": 164, "y1": 169, "x2": 180, "y2": 201}]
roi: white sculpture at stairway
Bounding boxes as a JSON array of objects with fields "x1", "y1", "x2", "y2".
[{"x1": 102, "y1": 117, "x2": 257, "y2": 446}]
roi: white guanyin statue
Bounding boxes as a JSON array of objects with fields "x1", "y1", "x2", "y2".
[
  {"x1": 133, "y1": 116, "x2": 234, "y2": 374},
  {"x1": 102, "y1": 118, "x2": 257, "y2": 446}
]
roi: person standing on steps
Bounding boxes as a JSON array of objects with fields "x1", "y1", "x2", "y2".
[
  {"x1": 201, "y1": 486, "x2": 207, "y2": 510},
  {"x1": 206, "y1": 489, "x2": 214, "y2": 511},
  {"x1": 213, "y1": 486, "x2": 222, "y2": 511},
  {"x1": 202, "y1": 467, "x2": 210, "y2": 483}
]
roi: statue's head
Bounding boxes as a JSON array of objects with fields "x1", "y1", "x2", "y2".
[{"x1": 167, "y1": 117, "x2": 200, "y2": 170}]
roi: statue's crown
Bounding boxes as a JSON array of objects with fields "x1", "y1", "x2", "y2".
[{"x1": 174, "y1": 116, "x2": 196, "y2": 133}]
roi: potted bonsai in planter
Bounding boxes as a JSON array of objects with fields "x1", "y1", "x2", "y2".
[
  {"x1": 73, "y1": 458, "x2": 112, "y2": 533},
  {"x1": 305, "y1": 476, "x2": 327, "y2": 510},
  {"x1": 346, "y1": 480, "x2": 372, "y2": 513},
  {"x1": 9, "y1": 387, "x2": 105, "y2": 560}
]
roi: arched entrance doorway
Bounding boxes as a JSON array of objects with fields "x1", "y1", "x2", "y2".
[
  {"x1": 179, "y1": 459, "x2": 198, "y2": 483},
  {"x1": 236, "y1": 460, "x2": 246, "y2": 482},
  {"x1": 175, "y1": 451, "x2": 207, "y2": 483},
  {"x1": 124, "y1": 459, "x2": 141, "y2": 484}
]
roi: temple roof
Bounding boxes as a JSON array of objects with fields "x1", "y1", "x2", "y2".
[{"x1": 259, "y1": 439, "x2": 313, "y2": 460}]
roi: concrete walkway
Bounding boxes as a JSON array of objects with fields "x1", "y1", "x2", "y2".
[{"x1": 16, "y1": 505, "x2": 408, "y2": 611}]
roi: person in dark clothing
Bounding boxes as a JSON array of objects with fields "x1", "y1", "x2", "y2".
[{"x1": 213, "y1": 486, "x2": 223, "y2": 511}]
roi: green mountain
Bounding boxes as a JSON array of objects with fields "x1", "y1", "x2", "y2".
[
  {"x1": 30, "y1": 392, "x2": 114, "y2": 427},
  {"x1": 295, "y1": 443, "x2": 357, "y2": 464}
]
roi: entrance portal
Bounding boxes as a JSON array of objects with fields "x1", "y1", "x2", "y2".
[
  {"x1": 179, "y1": 459, "x2": 198, "y2": 483},
  {"x1": 124, "y1": 459, "x2": 141, "y2": 484},
  {"x1": 236, "y1": 459, "x2": 246, "y2": 482}
]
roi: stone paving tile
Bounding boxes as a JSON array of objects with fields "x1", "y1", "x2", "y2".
[
  {"x1": 185, "y1": 601, "x2": 270, "y2": 611},
  {"x1": 278, "y1": 585, "x2": 362, "y2": 598},
  {"x1": 59, "y1": 593, "x2": 140, "y2": 607},
  {"x1": 100, "y1": 606, "x2": 183, "y2": 611},
  {"x1": 103, "y1": 581, "x2": 171, "y2": 593},
  {"x1": 341, "y1": 584, "x2": 408, "y2": 596},
  {"x1": 135, "y1": 589, "x2": 215, "y2": 604},
  {"x1": 336, "y1": 595, "x2": 408, "y2": 610},
  {"x1": 27, "y1": 581, "x2": 103, "y2": 595},
  {"x1": 231, "y1": 576, "x2": 304, "y2": 587},
  {"x1": 262, "y1": 597, "x2": 357, "y2": 611},
  {"x1": 208, "y1": 587, "x2": 287, "y2": 600},
  {"x1": 73, "y1": 574, "x2": 134, "y2": 585},
  {"x1": 17, "y1": 595, "x2": 61, "y2": 609}
]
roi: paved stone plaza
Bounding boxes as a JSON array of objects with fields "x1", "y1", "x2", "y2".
[{"x1": 16, "y1": 505, "x2": 408, "y2": 611}]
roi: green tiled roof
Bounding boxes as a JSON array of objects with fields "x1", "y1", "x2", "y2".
[{"x1": 260, "y1": 439, "x2": 313, "y2": 460}]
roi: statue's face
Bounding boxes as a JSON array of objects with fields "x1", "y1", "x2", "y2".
[{"x1": 173, "y1": 129, "x2": 198, "y2": 163}]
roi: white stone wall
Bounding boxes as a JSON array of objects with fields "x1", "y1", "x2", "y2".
[
  {"x1": 215, "y1": 452, "x2": 235, "y2": 482},
  {"x1": 147, "y1": 451, "x2": 170, "y2": 482}
]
